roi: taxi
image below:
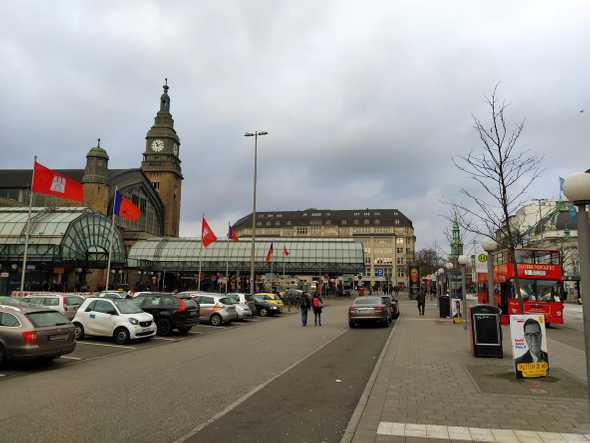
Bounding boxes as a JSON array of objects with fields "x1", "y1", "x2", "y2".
[{"x1": 255, "y1": 292, "x2": 284, "y2": 309}]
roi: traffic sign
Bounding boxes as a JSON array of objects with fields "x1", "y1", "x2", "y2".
[
  {"x1": 375, "y1": 268, "x2": 385, "y2": 277},
  {"x1": 478, "y1": 253, "x2": 488, "y2": 263}
]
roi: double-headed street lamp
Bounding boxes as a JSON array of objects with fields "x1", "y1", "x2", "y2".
[
  {"x1": 482, "y1": 239, "x2": 498, "y2": 305},
  {"x1": 563, "y1": 170, "x2": 590, "y2": 404},
  {"x1": 244, "y1": 130, "x2": 268, "y2": 295}
]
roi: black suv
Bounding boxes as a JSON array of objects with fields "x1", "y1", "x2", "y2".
[{"x1": 133, "y1": 293, "x2": 199, "y2": 336}]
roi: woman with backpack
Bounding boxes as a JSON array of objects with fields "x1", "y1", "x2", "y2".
[{"x1": 312, "y1": 292, "x2": 323, "y2": 326}]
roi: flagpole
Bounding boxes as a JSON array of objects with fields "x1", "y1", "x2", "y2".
[
  {"x1": 198, "y1": 214, "x2": 203, "y2": 291},
  {"x1": 20, "y1": 156, "x2": 37, "y2": 293},
  {"x1": 225, "y1": 222, "x2": 230, "y2": 295},
  {"x1": 105, "y1": 186, "x2": 118, "y2": 291}
]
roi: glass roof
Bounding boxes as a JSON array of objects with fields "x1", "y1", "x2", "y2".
[
  {"x1": 129, "y1": 237, "x2": 364, "y2": 273},
  {"x1": 0, "y1": 207, "x2": 125, "y2": 265}
]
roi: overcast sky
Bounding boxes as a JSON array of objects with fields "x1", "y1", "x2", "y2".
[{"x1": 1, "y1": 1, "x2": 589, "y2": 253}]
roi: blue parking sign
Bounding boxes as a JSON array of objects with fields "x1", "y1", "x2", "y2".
[{"x1": 375, "y1": 268, "x2": 385, "y2": 277}]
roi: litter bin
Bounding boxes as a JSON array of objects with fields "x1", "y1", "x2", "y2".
[
  {"x1": 470, "y1": 304, "x2": 503, "y2": 358},
  {"x1": 439, "y1": 295, "x2": 450, "y2": 318}
]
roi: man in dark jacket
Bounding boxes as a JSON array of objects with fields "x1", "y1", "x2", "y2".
[
  {"x1": 299, "y1": 292, "x2": 311, "y2": 326},
  {"x1": 417, "y1": 287, "x2": 426, "y2": 316}
]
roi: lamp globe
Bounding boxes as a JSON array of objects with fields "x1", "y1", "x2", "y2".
[
  {"x1": 564, "y1": 171, "x2": 590, "y2": 204},
  {"x1": 482, "y1": 239, "x2": 498, "y2": 253}
]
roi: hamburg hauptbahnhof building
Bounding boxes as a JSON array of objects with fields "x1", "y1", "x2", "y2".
[{"x1": 0, "y1": 83, "x2": 414, "y2": 294}]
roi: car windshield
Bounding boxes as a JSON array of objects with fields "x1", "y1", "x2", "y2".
[
  {"x1": 219, "y1": 297, "x2": 235, "y2": 305},
  {"x1": 228, "y1": 295, "x2": 240, "y2": 303},
  {"x1": 254, "y1": 295, "x2": 268, "y2": 302},
  {"x1": 26, "y1": 311, "x2": 70, "y2": 327},
  {"x1": 113, "y1": 299, "x2": 144, "y2": 314},
  {"x1": 354, "y1": 297, "x2": 381, "y2": 305}
]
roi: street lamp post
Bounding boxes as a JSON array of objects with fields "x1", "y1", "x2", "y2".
[
  {"x1": 244, "y1": 130, "x2": 268, "y2": 295},
  {"x1": 482, "y1": 239, "x2": 498, "y2": 306},
  {"x1": 564, "y1": 171, "x2": 590, "y2": 404},
  {"x1": 458, "y1": 255, "x2": 469, "y2": 329},
  {"x1": 445, "y1": 262, "x2": 453, "y2": 295},
  {"x1": 437, "y1": 268, "x2": 444, "y2": 298}
]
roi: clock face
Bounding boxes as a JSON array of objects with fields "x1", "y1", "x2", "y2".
[
  {"x1": 173, "y1": 143, "x2": 179, "y2": 156},
  {"x1": 151, "y1": 139, "x2": 165, "y2": 152}
]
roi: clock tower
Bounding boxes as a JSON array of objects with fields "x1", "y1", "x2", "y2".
[{"x1": 141, "y1": 79, "x2": 183, "y2": 237}]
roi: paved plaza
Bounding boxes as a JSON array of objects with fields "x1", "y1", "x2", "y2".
[{"x1": 344, "y1": 297, "x2": 590, "y2": 443}]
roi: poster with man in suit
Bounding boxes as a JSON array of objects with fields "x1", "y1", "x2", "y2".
[{"x1": 510, "y1": 314, "x2": 549, "y2": 378}]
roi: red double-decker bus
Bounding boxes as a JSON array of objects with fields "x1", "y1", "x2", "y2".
[{"x1": 492, "y1": 248, "x2": 564, "y2": 326}]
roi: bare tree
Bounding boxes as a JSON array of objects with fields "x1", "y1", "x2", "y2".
[
  {"x1": 450, "y1": 85, "x2": 544, "y2": 310},
  {"x1": 415, "y1": 248, "x2": 446, "y2": 276}
]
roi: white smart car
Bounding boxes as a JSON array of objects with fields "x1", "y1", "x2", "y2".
[{"x1": 73, "y1": 298, "x2": 156, "y2": 344}]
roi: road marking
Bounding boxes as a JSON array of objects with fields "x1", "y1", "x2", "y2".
[
  {"x1": 197, "y1": 325, "x2": 226, "y2": 329},
  {"x1": 60, "y1": 355, "x2": 82, "y2": 361},
  {"x1": 76, "y1": 341, "x2": 136, "y2": 350},
  {"x1": 151, "y1": 337, "x2": 177, "y2": 342},
  {"x1": 0, "y1": 374, "x2": 6, "y2": 377},
  {"x1": 188, "y1": 331, "x2": 203, "y2": 335},
  {"x1": 175, "y1": 326, "x2": 349, "y2": 443},
  {"x1": 376, "y1": 422, "x2": 590, "y2": 442}
]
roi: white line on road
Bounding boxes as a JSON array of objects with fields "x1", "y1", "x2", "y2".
[
  {"x1": 196, "y1": 325, "x2": 226, "y2": 329},
  {"x1": 76, "y1": 341, "x2": 136, "y2": 350},
  {"x1": 175, "y1": 326, "x2": 349, "y2": 443},
  {"x1": 0, "y1": 374, "x2": 6, "y2": 377},
  {"x1": 188, "y1": 331, "x2": 203, "y2": 335},
  {"x1": 376, "y1": 422, "x2": 590, "y2": 442},
  {"x1": 151, "y1": 337, "x2": 177, "y2": 342},
  {"x1": 60, "y1": 355, "x2": 82, "y2": 361}
]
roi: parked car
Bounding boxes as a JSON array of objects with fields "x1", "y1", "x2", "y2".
[
  {"x1": 380, "y1": 295, "x2": 395, "y2": 323},
  {"x1": 19, "y1": 294, "x2": 84, "y2": 320},
  {"x1": 226, "y1": 293, "x2": 253, "y2": 320},
  {"x1": 348, "y1": 296, "x2": 391, "y2": 328},
  {"x1": 192, "y1": 293, "x2": 238, "y2": 326},
  {"x1": 228, "y1": 293, "x2": 256, "y2": 316},
  {"x1": 73, "y1": 298, "x2": 156, "y2": 344},
  {"x1": 255, "y1": 292, "x2": 284, "y2": 309},
  {"x1": 133, "y1": 292, "x2": 199, "y2": 335},
  {"x1": 253, "y1": 295, "x2": 281, "y2": 317},
  {"x1": 0, "y1": 300, "x2": 76, "y2": 365},
  {"x1": 96, "y1": 291, "x2": 126, "y2": 300}
]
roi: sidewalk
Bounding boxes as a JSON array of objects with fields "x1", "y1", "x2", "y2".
[{"x1": 343, "y1": 298, "x2": 590, "y2": 443}]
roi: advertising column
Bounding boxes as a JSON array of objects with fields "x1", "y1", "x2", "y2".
[{"x1": 409, "y1": 264, "x2": 420, "y2": 299}]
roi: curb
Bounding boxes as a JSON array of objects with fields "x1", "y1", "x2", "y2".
[{"x1": 340, "y1": 316, "x2": 401, "y2": 443}]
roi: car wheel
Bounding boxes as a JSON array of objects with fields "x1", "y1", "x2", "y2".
[
  {"x1": 157, "y1": 318, "x2": 173, "y2": 336},
  {"x1": 0, "y1": 344, "x2": 5, "y2": 368},
  {"x1": 210, "y1": 314, "x2": 223, "y2": 327},
  {"x1": 259, "y1": 308, "x2": 268, "y2": 317},
  {"x1": 113, "y1": 327, "x2": 130, "y2": 345},
  {"x1": 73, "y1": 322, "x2": 84, "y2": 340},
  {"x1": 349, "y1": 320, "x2": 356, "y2": 328},
  {"x1": 393, "y1": 312, "x2": 400, "y2": 319},
  {"x1": 178, "y1": 326, "x2": 191, "y2": 334}
]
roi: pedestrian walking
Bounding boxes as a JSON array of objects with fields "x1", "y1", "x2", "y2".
[
  {"x1": 299, "y1": 292, "x2": 311, "y2": 326},
  {"x1": 417, "y1": 286, "x2": 426, "y2": 316},
  {"x1": 312, "y1": 292, "x2": 323, "y2": 326}
]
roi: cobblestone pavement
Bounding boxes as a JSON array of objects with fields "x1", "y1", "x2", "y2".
[{"x1": 344, "y1": 297, "x2": 590, "y2": 443}]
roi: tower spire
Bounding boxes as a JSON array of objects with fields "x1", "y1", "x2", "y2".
[{"x1": 160, "y1": 78, "x2": 170, "y2": 112}]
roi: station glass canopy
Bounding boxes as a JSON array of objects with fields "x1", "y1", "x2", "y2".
[
  {"x1": 0, "y1": 207, "x2": 126, "y2": 266},
  {"x1": 128, "y1": 237, "x2": 364, "y2": 274}
]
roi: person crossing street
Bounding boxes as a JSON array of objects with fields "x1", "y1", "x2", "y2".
[{"x1": 299, "y1": 291, "x2": 311, "y2": 326}]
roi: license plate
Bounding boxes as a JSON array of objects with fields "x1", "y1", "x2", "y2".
[{"x1": 49, "y1": 334, "x2": 68, "y2": 341}]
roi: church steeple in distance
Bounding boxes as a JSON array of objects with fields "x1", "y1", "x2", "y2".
[{"x1": 141, "y1": 79, "x2": 183, "y2": 237}]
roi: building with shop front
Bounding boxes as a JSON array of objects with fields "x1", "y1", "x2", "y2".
[
  {"x1": 231, "y1": 209, "x2": 415, "y2": 289},
  {"x1": 0, "y1": 81, "x2": 183, "y2": 291}
]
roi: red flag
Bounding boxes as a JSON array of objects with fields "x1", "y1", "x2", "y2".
[
  {"x1": 265, "y1": 242, "x2": 274, "y2": 262},
  {"x1": 32, "y1": 161, "x2": 84, "y2": 202},
  {"x1": 227, "y1": 224, "x2": 239, "y2": 242},
  {"x1": 114, "y1": 191, "x2": 141, "y2": 222},
  {"x1": 283, "y1": 245, "x2": 289, "y2": 256},
  {"x1": 201, "y1": 216, "x2": 218, "y2": 248}
]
